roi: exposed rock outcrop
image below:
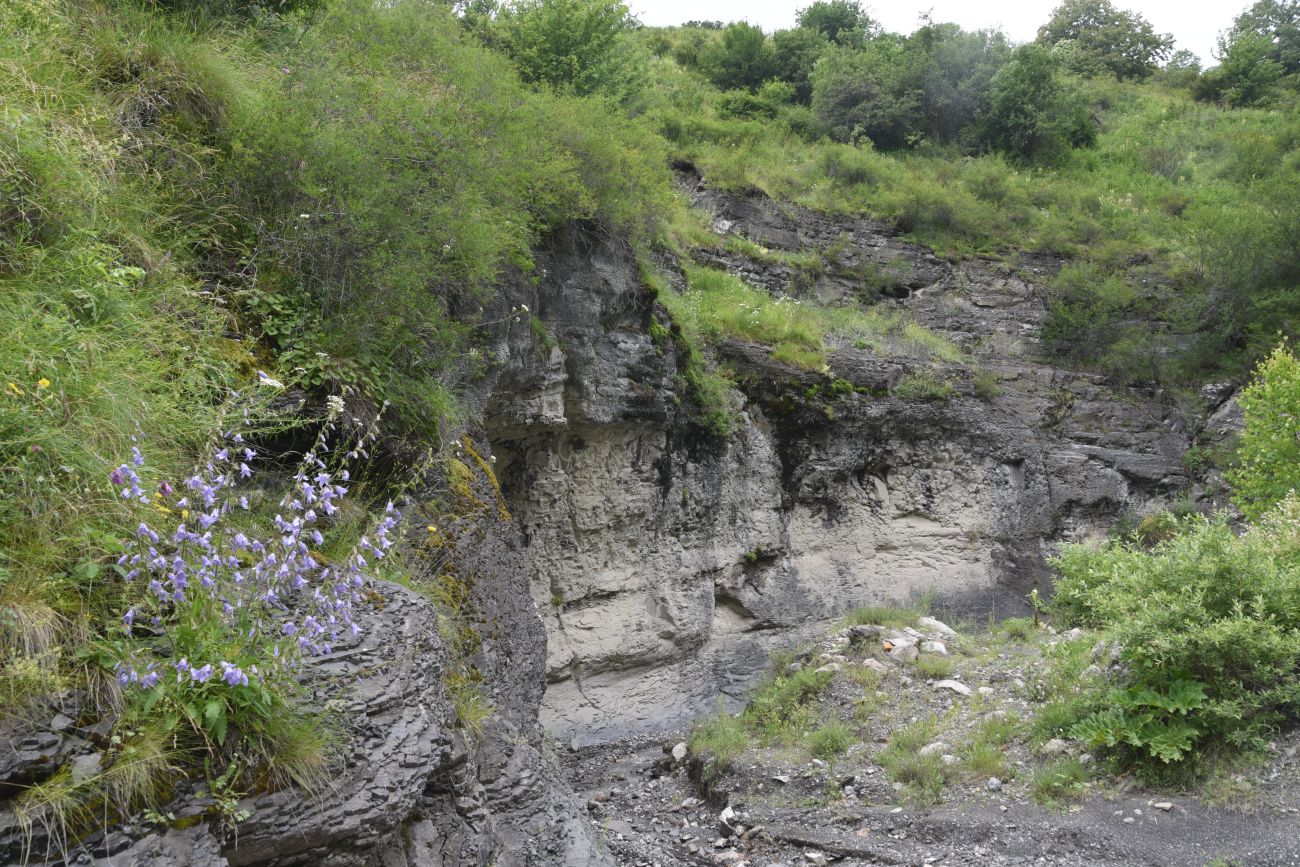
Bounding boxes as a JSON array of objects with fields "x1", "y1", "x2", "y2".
[{"x1": 485, "y1": 192, "x2": 1194, "y2": 745}]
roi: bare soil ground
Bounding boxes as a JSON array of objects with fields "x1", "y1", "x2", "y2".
[{"x1": 562, "y1": 619, "x2": 1300, "y2": 867}]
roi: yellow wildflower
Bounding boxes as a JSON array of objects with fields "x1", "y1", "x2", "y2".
[
  {"x1": 36, "y1": 378, "x2": 50, "y2": 389},
  {"x1": 6, "y1": 382, "x2": 23, "y2": 396}
]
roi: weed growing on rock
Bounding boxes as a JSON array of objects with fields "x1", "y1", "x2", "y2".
[
  {"x1": 843, "y1": 601, "x2": 928, "y2": 629},
  {"x1": 806, "y1": 720, "x2": 852, "y2": 759},
  {"x1": 1030, "y1": 757, "x2": 1088, "y2": 809},
  {"x1": 914, "y1": 655, "x2": 956, "y2": 680},
  {"x1": 879, "y1": 717, "x2": 952, "y2": 805}
]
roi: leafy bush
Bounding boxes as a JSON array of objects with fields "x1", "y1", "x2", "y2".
[
  {"x1": 494, "y1": 0, "x2": 643, "y2": 97},
  {"x1": 810, "y1": 42, "x2": 920, "y2": 149},
  {"x1": 1228, "y1": 344, "x2": 1300, "y2": 520},
  {"x1": 1041, "y1": 262, "x2": 1134, "y2": 360},
  {"x1": 700, "y1": 22, "x2": 774, "y2": 91},
  {"x1": 981, "y1": 44, "x2": 1095, "y2": 164},
  {"x1": 1051, "y1": 498, "x2": 1300, "y2": 775}
]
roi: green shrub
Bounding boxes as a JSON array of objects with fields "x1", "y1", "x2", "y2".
[
  {"x1": 972, "y1": 371, "x2": 1002, "y2": 401},
  {"x1": 700, "y1": 22, "x2": 774, "y2": 91},
  {"x1": 494, "y1": 0, "x2": 642, "y2": 97},
  {"x1": 1050, "y1": 497, "x2": 1300, "y2": 776},
  {"x1": 1040, "y1": 262, "x2": 1134, "y2": 362},
  {"x1": 981, "y1": 44, "x2": 1095, "y2": 164},
  {"x1": 1227, "y1": 344, "x2": 1300, "y2": 520}
]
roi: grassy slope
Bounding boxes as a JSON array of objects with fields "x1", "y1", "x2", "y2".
[{"x1": 633, "y1": 29, "x2": 1300, "y2": 381}]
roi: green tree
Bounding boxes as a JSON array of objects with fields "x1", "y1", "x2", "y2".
[
  {"x1": 1158, "y1": 48, "x2": 1202, "y2": 89},
  {"x1": 810, "y1": 40, "x2": 921, "y2": 149},
  {"x1": 1228, "y1": 344, "x2": 1300, "y2": 521},
  {"x1": 1202, "y1": 32, "x2": 1286, "y2": 106},
  {"x1": 981, "y1": 43, "x2": 1095, "y2": 164},
  {"x1": 1037, "y1": 0, "x2": 1173, "y2": 80},
  {"x1": 495, "y1": 0, "x2": 639, "y2": 96},
  {"x1": 1227, "y1": 0, "x2": 1300, "y2": 72},
  {"x1": 700, "y1": 22, "x2": 774, "y2": 91},
  {"x1": 796, "y1": 0, "x2": 874, "y2": 47},
  {"x1": 771, "y1": 26, "x2": 829, "y2": 103},
  {"x1": 909, "y1": 22, "x2": 1011, "y2": 145}
]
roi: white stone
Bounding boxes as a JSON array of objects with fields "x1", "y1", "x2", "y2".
[
  {"x1": 934, "y1": 679, "x2": 972, "y2": 696},
  {"x1": 920, "y1": 640, "x2": 948, "y2": 655},
  {"x1": 917, "y1": 616, "x2": 957, "y2": 638}
]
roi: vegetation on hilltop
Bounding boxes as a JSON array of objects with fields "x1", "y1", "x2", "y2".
[{"x1": 625, "y1": 0, "x2": 1300, "y2": 380}]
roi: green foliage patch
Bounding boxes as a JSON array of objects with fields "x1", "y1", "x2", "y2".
[{"x1": 1050, "y1": 499, "x2": 1300, "y2": 777}]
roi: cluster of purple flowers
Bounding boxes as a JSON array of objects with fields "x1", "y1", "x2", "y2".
[{"x1": 112, "y1": 401, "x2": 401, "y2": 692}]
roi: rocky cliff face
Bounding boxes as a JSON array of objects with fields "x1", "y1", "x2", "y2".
[
  {"x1": 485, "y1": 186, "x2": 1194, "y2": 746},
  {"x1": 0, "y1": 186, "x2": 1203, "y2": 865}
]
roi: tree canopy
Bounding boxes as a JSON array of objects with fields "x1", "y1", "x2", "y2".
[
  {"x1": 796, "y1": 0, "x2": 874, "y2": 47},
  {"x1": 1226, "y1": 0, "x2": 1300, "y2": 73},
  {"x1": 495, "y1": 0, "x2": 638, "y2": 95},
  {"x1": 1037, "y1": 0, "x2": 1173, "y2": 79}
]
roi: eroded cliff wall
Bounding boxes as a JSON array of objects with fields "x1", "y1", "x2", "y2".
[{"x1": 485, "y1": 192, "x2": 1193, "y2": 745}]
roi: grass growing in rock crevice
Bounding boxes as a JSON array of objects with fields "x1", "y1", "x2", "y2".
[{"x1": 657, "y1": 264, "x2": 963, "y2": 374}]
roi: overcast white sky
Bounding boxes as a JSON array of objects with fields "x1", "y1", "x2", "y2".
[{"x1": 627, "y1": 0, "x2": 1245, "y2": 65}]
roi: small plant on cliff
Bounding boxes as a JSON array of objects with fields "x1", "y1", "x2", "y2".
[
  {"x1": 893, "y1": 369, "x2": 956, "y2": 402},
  {"x1": 15, "y1": 392, "x2": 403, "y2": 845}
]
